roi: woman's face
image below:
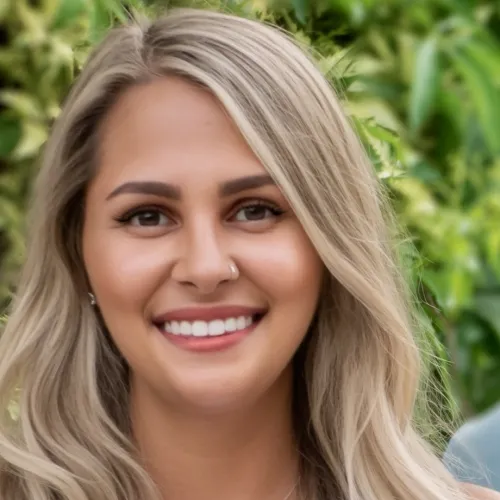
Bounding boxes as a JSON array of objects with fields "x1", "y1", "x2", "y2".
[{"x1": 83, "y1": 77, "x2": 323, "y2": 412}]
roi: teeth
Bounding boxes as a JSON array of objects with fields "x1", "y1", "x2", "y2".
[
  {"x1": 192, "y1": 321, "x2": 208, "y2": 337},
  {"x1": 208, "y1": 320, "x2": 225, "y2": 336},
  {"x1": 225, "y1": 318, "x2": 236, "y2": 332},
  {"x1": 180, "y1": 321, "x2": 191, "y2": 335},
  {"x1": 162, "y1": 315, "x2": 256, "y2": 338}
]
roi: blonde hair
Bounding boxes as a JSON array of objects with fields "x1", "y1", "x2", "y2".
[{"x1": 0, "y1": 8, "x2": 465, "y2": 500}]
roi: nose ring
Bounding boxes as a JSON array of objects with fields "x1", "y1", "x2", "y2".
[{"x1": 229, "y1": 261, "x2": 239, "y2": 281}]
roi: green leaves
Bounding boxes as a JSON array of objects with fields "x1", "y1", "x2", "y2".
[
  {"x1": 89, "y1": 0, "x2": 131, "y2": 43},
  {"x1": 50, "y1": 0, "x2": 88, "y2": 30},
  {"x1": 408, "y1": 36, "x2": 440, "y2": 136},
  {"x1": 291, "y1": 0, "x2": 308, "y2": 24},
  {"x1": 52, "y1": 0, "x2": 138, "y2": 42},
  {"x1": 278, "y1": 0, "x2": 500, "y2": 414},
  {"x1": 448, "y1": 42, "x2": 500, "y2": 155},
  {"x1": 0, "y1": 116, "x2": 22, "y2": 158},
  {"x1": 0, "y1": 0, "x2": 139, "y2": 311}
]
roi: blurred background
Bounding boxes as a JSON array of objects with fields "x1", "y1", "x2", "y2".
[{"x1": 1, "y1": 0, "x2": 500, "y2": 423}]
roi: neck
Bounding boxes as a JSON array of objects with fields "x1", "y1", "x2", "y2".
[{"x1": 130, "y1": 368, "x2": 300, "y2": 500}]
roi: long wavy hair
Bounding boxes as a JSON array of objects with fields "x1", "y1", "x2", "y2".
[{"x1": 0, "y1": 7, "x2": 465, "y2": 500}]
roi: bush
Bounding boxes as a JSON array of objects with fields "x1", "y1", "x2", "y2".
[
  {"x1": 272, "y1": 0, "x2": 500, "y2": 416},
  {"x1": 0, "y1": 0, "x2": 140, "y2": 303}
]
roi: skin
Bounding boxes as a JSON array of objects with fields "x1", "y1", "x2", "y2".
[{"x1": 82, "y1": 76, "x2": 324, "y2": 500}]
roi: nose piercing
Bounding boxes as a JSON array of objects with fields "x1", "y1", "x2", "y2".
[{"x1": 228, "y1": 261, "x2": 239, "y2": 281}]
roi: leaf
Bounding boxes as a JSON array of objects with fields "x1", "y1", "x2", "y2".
[
  {"x1": 88, "y1": 0, "x2": 113, "y2": 43},
  {"x1": 87, "y1": 0, "x2": 133, "y2": 43},
  {"x1": 0, "y1": 0, "x2": 9, "y2": 22},
  {"x1": 0, "y1": 115, "x2": 22, "y2": 158},
  {"x1": 422, "y1": 269, "x2": 448, "y2": 312},
  {"x1": 101, "y1": 0, "x2": 133, "y2": 24},
  {"x1": 475, "y1": 294, "x2": 500, "y2": 341},
  {"x1": 16, "y1": 2, "x2": 46, "y2": 39},
  {"x1": 50, "y1": 0, "x2": 88, "y2": 30},
  {"x1": 464, "y1": 39, "x2": 500, "y2": 86},
  {"x1": 410, "y1": 161, "x2": 442, "y2": 183},
  {"x1": 291, "y1": 0, "x2": 308, "y2": 24},
  {"x1": 0, "y1": 91, "x2": 45, "y2": 120},
  {"x1": 486, "y1": 231, "x2": 500, "y2": 278},
  {"x1": 11, "y1": 121, "x2": 49, "y2": 160},
  {"x1": 408, "y1": 36, "x2": 439, "y2": 136},
  {"x1": 354, "y1": 118, "x2": 403, "y2": 178},
  {"x1": 449, "y1": 45, "x2": 500, "y2": 155},
  {"x1": 422, "y1": 265, "x2": 474, "y2": 317}
]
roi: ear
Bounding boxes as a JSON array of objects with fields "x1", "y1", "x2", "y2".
[{"x1": 461, "y1": 483, "x2": 500, "y2": 500}]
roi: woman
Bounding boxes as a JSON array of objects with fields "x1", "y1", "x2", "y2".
[{"x1": 0, "y1": 7, "x2": 496, "y2": 500}]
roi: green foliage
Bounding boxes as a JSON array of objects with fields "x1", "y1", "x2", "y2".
[
  {"x1": 0, "y1": 0, "x2": 140, "y2": 305},
  {"x1": 1, "y1": 0, "x2": 500, "y2": 419},
  {"x1": 266, "y1": 0, "x2": 500, "y2": 416}
]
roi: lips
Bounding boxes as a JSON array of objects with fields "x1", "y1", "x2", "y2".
[
  {"x1": 153, "y1": 305, "x2": 267, "y2": 352},
  {"x1": 152, "y1": 305, "x2": 267, "y2": 324}
]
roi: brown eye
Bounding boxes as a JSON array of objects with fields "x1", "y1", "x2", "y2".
[
  {"x1": 123, "y1": 210, "x2": 170, "y2": 227},
  {"x1": 233, "y1": 203, "x2": 283, "y2": 222}
]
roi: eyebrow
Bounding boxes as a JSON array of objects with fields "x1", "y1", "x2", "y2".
[{"x1": 105, "y1": 174, "x2": 275, "y2": 201}]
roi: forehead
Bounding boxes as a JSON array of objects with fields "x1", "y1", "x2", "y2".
[{"x1": 94, "y1": 76, "x2": 266, "y2": 189}]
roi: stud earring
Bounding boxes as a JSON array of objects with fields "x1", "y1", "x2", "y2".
[{"x1": 88, "y1": 292, "x2": 96, "y2": 306}]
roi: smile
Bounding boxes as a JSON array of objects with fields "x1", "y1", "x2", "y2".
[
  {"x1": 152, "y1": 306, "x2": 267, "y2": 352},
  {"x1": 160, "y1": 316, "x2": 255, "y2": 338}
]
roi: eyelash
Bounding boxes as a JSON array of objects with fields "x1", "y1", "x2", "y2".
[
  {"x1": 114, "y1": 204, "x2": 169, "y2": 225},
  {"x1": 113, "y1": 199, "x2": 285, "y2": 226},
  {"x1": 234, "y1": 200, "x2": 285, "y2": 219}
]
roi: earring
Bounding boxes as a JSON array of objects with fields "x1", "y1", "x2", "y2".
[
  {"x1": 228, "y1": 261, "x2": 239, "y2": 281},
  {"x1": 88, "y1": 292, "x2": 96, "y2": 306}
]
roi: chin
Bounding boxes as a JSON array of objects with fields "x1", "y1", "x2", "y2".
[{"x1": 172, "y1": 377, "x2": 262, "y2": 415}]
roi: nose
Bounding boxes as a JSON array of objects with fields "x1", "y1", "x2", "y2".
[{"x1": 171, "y1": 222, "x2": 233, "y2": 294}]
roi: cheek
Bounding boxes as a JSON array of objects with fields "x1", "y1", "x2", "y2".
[
  {"x1": 82, "y1": 226, "x2": 172, "y2": 312},
  {"x1": 240, "y1": 224, "x2": 322, "y2": 382},
  {"x1": 82, "y1": 228, "x2": 172, "y2": 372},
  {"x1": 247, "y1": 223, "x2": 323, "y2": 311}
]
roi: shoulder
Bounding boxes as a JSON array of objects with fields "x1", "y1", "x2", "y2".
[
  {"x1": 444, "y1": 406, "x2": 500, "y2": 489},
  {"x1": 461, "y1": 482, "x2": 500, "y2": 500},
  {"x1": 451, "y1": 404, "x2": 500, "y2": 446},
  {"x1": 444, "y1": 404, "x2": 500, "y2": 468}
]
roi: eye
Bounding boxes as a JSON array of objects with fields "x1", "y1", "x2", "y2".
[
  {"x1": 115, "y1": 207, "x2": 171, "y2": 227},
  {"x1": 130, "y1": 210, "x2": 169, "y2": 227},
  {"x1": 232, "y1": 201, "x2": 284, "y2": 222}
]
